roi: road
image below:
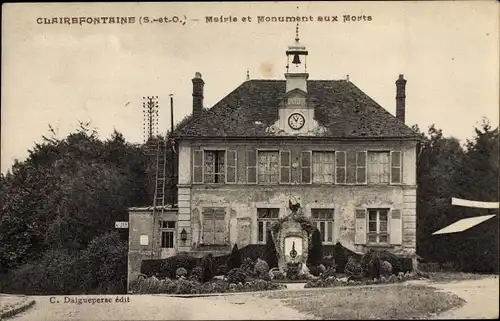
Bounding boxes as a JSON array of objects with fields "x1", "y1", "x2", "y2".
[{"x1": 10, "y1": 276, "x2": 499, "y2": 320}]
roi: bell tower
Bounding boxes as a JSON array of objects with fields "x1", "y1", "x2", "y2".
[{"x1": 285, "y1": 23, "x2": 309, "y2": 93}]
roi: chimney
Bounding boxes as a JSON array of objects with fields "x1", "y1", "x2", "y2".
[
  {"x1": 396, "y1": 74, "x2": 407, "y2": 123},
  {"x1": 192, "y1": 72, "x2": 204, "y2": 119}
]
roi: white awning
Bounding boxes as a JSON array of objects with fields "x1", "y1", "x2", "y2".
[
  {"x1": 433, "y1": 214, "x2": 497, "y2": 235},
  {"x1": 451, "y1": 198, "x2": 499, "y2": 209}
]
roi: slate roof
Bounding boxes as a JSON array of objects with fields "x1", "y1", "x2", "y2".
[{"x1": 176, "y1": 79, "x2": 419, "y2": 139}]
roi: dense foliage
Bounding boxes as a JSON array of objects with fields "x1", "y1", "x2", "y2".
[
  {"x1": 226, "y1": 244, "x2": 242, "y2": 271},
  {"x1": 264, "y1": 230, "x2": 279, "y2": 269},
  {"x1": 307, "y1": 229, "x2": 324, "y2": 267},
  {"x1": 413, "y1": 120, "x2": 499, "y2": 273}
]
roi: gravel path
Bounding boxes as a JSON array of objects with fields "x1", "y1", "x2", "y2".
[
  {"x1": 430, "y1": 276, "x2": 499, "y2": 319},
  {"x1": 10, "y1": 293, "x2": 313, "y2": 320},
  {"x1": 9, "y1": 276, "x2": 499, "y2": 320}
]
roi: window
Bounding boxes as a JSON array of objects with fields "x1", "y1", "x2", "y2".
[
  {"x1": 311, "y1": 209, "x2": 335, "y2": 243},
  {"x1": 193, "y1": 149, "x2": 237, "y2": 184},
  {"x1": 258, "y1": 151, "x2": 279, "y2": 184},
  {"x1": 204, "y1": 150, "x2": 225, "y2": 183},
  {"x1": 312, "y1": 152, "x2": 334, "y2": 184},
  {"x1": 257, "y1": 208, "x2": 279, "y2": 243},
  {"x1": 367, "y1": 152, "x2": 390, "y2": 184},
  {"x1": 390, "y1": 151, "x2": 402, "y2": 184},
  {"x1": 367, "y1": 209, "x2": 389, "y2": 244},
  {"x1": 160, "y1": 220, "x2": 176, "y2": 248},
  {"x1": 202, "y1": 208, "x2": 225, "y2": 245}
]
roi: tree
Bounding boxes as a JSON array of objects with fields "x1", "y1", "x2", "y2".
[
  {"x1": 227, "y1": 244, "x2": 242, "y2": 270},
  {"x1": 264, "y1": 230, "x2": 279, "y2": 269},
  {"x1": 307, "y1": 229, "x2": 323, "y2": 266}
]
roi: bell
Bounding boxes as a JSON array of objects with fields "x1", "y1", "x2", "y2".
[{"x1": 292, "y1": 54, "x2": 301, "y2": 65}]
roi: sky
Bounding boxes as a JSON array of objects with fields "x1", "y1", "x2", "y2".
[{"x1": 1, "y1": 1, "x2": 499, "y2": 173}]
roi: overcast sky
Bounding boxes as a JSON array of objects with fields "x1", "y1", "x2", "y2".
[{"x1": 2, "y1": 1, "x2": 499, "y2": 173}]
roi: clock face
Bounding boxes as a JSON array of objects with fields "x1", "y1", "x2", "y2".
[{"x1": 288, "y1": 113, "x2": 305, "y2": 130}]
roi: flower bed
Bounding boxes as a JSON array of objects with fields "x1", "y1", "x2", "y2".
[
  {"x1": 304, "y1": 271, "x2": 426, "y2": 288},
  {"x1": 129, "y1": 276, "x2": 287, "y2": 295}
]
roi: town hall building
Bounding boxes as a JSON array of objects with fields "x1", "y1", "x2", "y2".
[{"x1": 127, "y1": 31, "x2": 419, "y2": 284}]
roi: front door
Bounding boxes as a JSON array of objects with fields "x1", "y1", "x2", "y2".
[{"x1": 202, "y1": 208, "x2": 226, "y2": 245}]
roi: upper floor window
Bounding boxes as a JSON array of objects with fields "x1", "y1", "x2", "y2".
[
  {"x1": 312, "y1": 152, "x2": 334, "y2": 184},
  {"x1": 367, "y1": 152, "x2": 390, "y2": 184},
  {"x1": 193, "y1": 149, "x2": 237, "y2": 184},
  {"x1": 367, "y1": 208, "x2": 389, "y2": 244},
  {"x1": 257, "y1": 208, "x2": 279, "y2": 243},
  {"x1": 204, "y1": 150, "x2": 225, "y2": 183},
  {"x1": 311, "y1": 209, "x2": 334, "y2": 243},
  {"x1": 258, "y1": 151, "x2": 279, "y2": 184}
]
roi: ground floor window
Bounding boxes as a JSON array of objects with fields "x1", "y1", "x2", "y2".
[
  {"x1": 257, "y1": 208, "x2": 279, "y2": 243},
  {"x1": 202, "y1": 207, "x2": 226, "y2": 245},
  {"x1": 311, "y1": 209, "x2": 335, "y2": 243},
  {"x1": 161, "y1": 220, "x2": 176, "y2": 248},
  {"x1": 367, "y1": 208, "x2": 389, "y2": 243}
]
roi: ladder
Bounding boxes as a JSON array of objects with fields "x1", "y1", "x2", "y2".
[{"x1": 151, "y1": 136, "x2": 168, "y2": 259}]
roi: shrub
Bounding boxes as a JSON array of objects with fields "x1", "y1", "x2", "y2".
[
  {"x1": 216, "y1": 264, "x2": 228, "y2": 276},
  {"x1": 254, "y1": 258, "x2": 269, "y2": 277},
  {"x1": 226, "y1": 268, "x2": 246, "y2": 284},
  {"x1": 264, "y1": 230, "x2": 279, "y2": 269},
  {"x1": 269, "y1": 267, "x2": 285, "y2": 280},
  {"x1": 344, "y1": 257, "x2": 363, "y2": 277},
  {"x1": 176, "y1": 267, "x2": 187, "y2": 279},
  {"x1": 285, "y1": 262, "x2": 301, "y2": 280},
  {"x1": 330, "y1": 242, "x2": 348, "y2": 273},
  {"x1": 189, "y1": 266, "x2": 203, "y2": 282},
  {"x1": 241, "y1": 257, "x2": 256, "y2": 277},
  {"x1": 381, "y1": 260, "x2": 393, "y2": 277},
  {"x1": 227, "y1": 244, "x2": 242, "y2": 271},
  {"x1": 201, "y1": 254, "x2": 214, "y2": 283},
  {"x1": 307, "y1": 229, "x2": 324, "y2": 266}
]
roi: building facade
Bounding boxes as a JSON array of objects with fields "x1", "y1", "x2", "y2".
[{"x1": 128, "y1": 34, "x2": 419, "y2": 285}]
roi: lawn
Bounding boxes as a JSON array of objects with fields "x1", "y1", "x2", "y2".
[{"x1": 262, "y1": 284, "x2": 465, "y2": 320}]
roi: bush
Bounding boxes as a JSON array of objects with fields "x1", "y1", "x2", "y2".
[
  {"x1": 226, "y1": 268, "x2": 246, "y2": 284},
  {"x1": 307, "y1": 229, "x2": 324, "y2": 266},
  {"x1": 269, "y1": 267, "x2": 285, "y2": 280},
  {"x1": 330, "y1": 242, "x2": 348, "y2": 273},
  {"x1": 132, "y1": 276, "x2": 286, "y2": 294},
  {"x1": 285, "y1": 262, "x2": 301, "y2": 280},
  {"x1": 227, "y1": 244, "x2": 242, "y2": 271},
  {"x1": 381, "y1": 261, "x2": 393, "y2": 277},
  {"x1": 176, "y1": 267, "x2": 187, "y2": 279},
  {"x1": 344, "y1": 257, "x2": 363, "y2": 277},
  {"x1": 189, "y1": 266, "x2": 202, "y2": 282},
  {"x1": 254, "y1": 258, "x2": 269, "y2": 277},
  {"x1": 264, "y1": 230, "x2": 279, "y2": 269},
  {"x1": 201, "y1": 254, "x2": 214, "y2": 283},
  {"x1": 216, "y1": 264, "x2": 228, "y2": 276}
]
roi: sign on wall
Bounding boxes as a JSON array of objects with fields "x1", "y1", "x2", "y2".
[
  {"x1": 140, "y1": 235, "x2": 149, "y2": 245},
  {"x1": 115, "y1": 221, "x2": 129, "y2": 229}
]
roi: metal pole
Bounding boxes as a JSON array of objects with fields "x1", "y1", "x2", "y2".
[{"x1": 169, "y1": 94, "x2": 175, "y2": 207}]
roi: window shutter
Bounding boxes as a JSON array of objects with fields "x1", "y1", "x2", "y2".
[
  {"x1": 356, "y1": 151, "x2": 367, "y2": 184},
  {"x1": 193, "y1": 150, "x2": 203, "y2": 183},
  {"x1": 202, "y1": 208, "x2": 214, "y2": 244},
  {"x1": 301, "y1": 151, "x2": 312, "y2": 183},
  {"x1": 226, "y1": 149, "x2": 237, "y2": 184},
  {"x1": 390, "y1": 209, "x2": 402, "y2": 245},
  {"x1": 346, "y1": 151, "x2": 357, "y2": 184},
  {"x1": 390, "y1": 151, "x2": 402, "y2": 184},
  {"x1": 335, "y1": 151, "x2": 346, "y2": 184},
  {"x1": 246, "y1": 150, "x2": 257, "y2": 184},
  {"x1": 354, "y1": 209, "x2": 367, "y2": 245},
  {"x1": 280, "y1": 150, "x2": 291, "y2": 184}
]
